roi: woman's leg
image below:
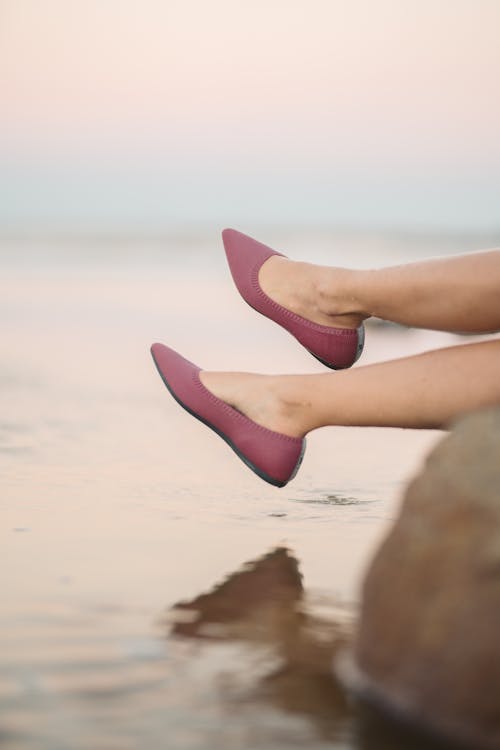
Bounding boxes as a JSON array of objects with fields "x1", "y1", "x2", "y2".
[
  {"x1": 200, "y1": 339, "x2": 500, "y2": 436},
  {"x1": 260, "y1": 249, "x2": 500, "y2": 333}
]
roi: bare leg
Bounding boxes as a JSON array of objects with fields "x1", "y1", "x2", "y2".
[
  {"x1": 200, "y1": 339, "x2": 500, "y2": 435},
  {"x1": 260, "y1": 249, "x2": 500, "y2": 333}
]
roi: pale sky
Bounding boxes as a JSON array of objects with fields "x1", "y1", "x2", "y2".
[{"x1": 1, "y1": 0, "x2": 500, "y2": 232}]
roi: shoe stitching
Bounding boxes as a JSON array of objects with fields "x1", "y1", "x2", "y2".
[
  {"x1": 192, "y1": 370, "x2": 303, "y2": 446},
  {"x1": 249, "y1": 258, "x2": 358, "y2": 338}
]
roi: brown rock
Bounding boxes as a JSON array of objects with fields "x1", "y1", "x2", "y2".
[{"x1": 353, "y1": 407, "x2": 500, "y2": 749}]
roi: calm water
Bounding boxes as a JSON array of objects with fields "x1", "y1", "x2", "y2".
[{"x1": 1, "y1": 230, "x2": 488, "y2": 749}]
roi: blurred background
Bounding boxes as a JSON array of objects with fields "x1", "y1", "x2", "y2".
[
  {"x1": 1, "y1": 0, "x2": 499, "y2": 237},
  {"x1": 1, "y1": 3, "x2": 500, "y2": 748}
]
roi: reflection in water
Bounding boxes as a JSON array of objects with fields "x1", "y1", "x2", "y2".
[
  {"x1": 167, "y1": 547, "x2": 460, "y2": 750},
  {"x1": 170, "y1": 547, "x2": 352, "y2": 744}
]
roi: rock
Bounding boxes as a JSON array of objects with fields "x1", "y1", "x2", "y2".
[{"x1": 351, "y1": 407, "x2": 500, "y2": 749}]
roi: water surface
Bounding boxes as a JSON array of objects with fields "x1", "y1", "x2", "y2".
[{"x1": 2, "y1": 231, "x2": 471, "y2": 748}]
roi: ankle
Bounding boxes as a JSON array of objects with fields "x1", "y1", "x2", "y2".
[
  {"x1": 315, "y1": 267, "x2": 369, "y2": 320},
  {"x1": 269, "y1": 376, "x2": 317, "y2": 437}
]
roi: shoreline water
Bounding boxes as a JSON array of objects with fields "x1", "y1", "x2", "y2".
[{"x1": 2, "y1": 232, "x2": 492, "y2": 748}]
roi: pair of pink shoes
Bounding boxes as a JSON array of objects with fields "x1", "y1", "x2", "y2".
[{"x1": 151, "y1": 229, "x2": 364, "y2": 487}]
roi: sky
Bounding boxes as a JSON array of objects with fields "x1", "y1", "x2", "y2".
[{"x1": 1, "y1": 0, "x2": 500, "y2": 233}]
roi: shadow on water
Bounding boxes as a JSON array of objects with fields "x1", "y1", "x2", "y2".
[{"x1": 166, "y1": 547, "x2": 461, "y2": 750}]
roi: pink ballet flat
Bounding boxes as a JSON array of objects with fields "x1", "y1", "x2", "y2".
[
  {"x1": 222, "y1": 228, "x2": 364, "y2": 369},
  {"x1": 150, "y1": 343, "x2": 306, "y2": 488}
]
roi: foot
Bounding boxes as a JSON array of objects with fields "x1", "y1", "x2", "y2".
[
  {"x1": 258, "y1": 256, "x2": 368, "y2": 329},
  {"x1": 199, "y1": 371, "x2": 312, "y2": 438}
]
